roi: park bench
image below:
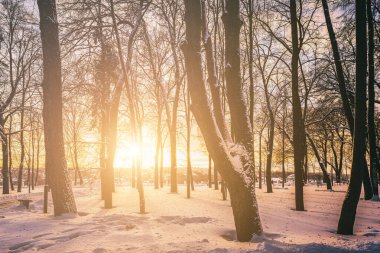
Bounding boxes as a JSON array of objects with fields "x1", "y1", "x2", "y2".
[{"x1": 17, "y1": 199, "x2": 32, "y2": 209}]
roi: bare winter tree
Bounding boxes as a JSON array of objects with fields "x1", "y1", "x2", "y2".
[
  {"x1": 337, "y1": 0, "x2": 367, "y2": 235},
  {"x1": 182, "y1": 0, "x2": 262, "y2": 242},
  {"x1": 322, "y1": 0, "x2": 373, "y2": 199},
  {"x1": 37, "y1": 0, "x2": 77, "y2": 215},
  {"x1": 290, "y1": 0, "x2": 306, "y2": 211}
]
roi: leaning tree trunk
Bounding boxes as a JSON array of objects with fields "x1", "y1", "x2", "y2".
[
  {"x1": 322, "y1": 0, "x2": 373, "y2": 199},
  {"x1": 290, "y1": 0, "x2": 305, "y2": 211},
  {"x1": 221, "y1": 0, "x2": 254, "y2": 161},
  {"x1": 37, "y1": 0, "x2": 77, "y2": 216},
  {"x1": 337, "y1": 0, "x2": 367, "y2": 235},
  {"x1": 182, "y1": 0, "x2": 262, "y2": 242},
  {"x1": 306, "y1": 133, "x2": 332, "y2": 190}
]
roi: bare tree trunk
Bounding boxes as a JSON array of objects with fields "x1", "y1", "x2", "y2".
[
  {"x1": 169, "y1": 125, "x2": 178, "y2": 193},
  {"x1": 160, "y1": 143, "x2": 164, "y2": 188},
  {"x1": 186, "y1": 89, "x2": 192, "y2": 199},
  {"x1": 290, "y1": 0, "x2": 305, "y2": 211},
  {"x1": 35, "y1": 129, "x2": 41, "y2": 186},
  {"x1": 183, "y1": 0, "x2": 262, "y2": 241},
  {"x1": 8, "y1": 115, "x2": 14, "y2": 191},
  {"x1": 96, "y1": 0, "x2": 108, "y2": 201},
  {"x1": 265, "y1": 116, "x2": 274, "y2": 193},
  {"x1": 367, "y1": 0, "x2": 379, "y2": 198},
  {"x1": 282, "y1": 97, "x2": 286, "y2": 188},
  {"x1": 208, "y1": 154, "x2": 212, "y2": 188},
  {"x1": 337, "y1": 0, "x2": 367, "y2": 234},
  {"x1": 304, "y1": 147, "x2": 308, "y2": 183},
  {"x1": 259, "y1": 130, "x2": 262, "y2": 189},
  {"x1": 1, "y1": 113, "x2": 10, "y2": 194},
  {"x1": 154, "y1": 91, "x2": 162, "y2": 189},
  {"x1": 221, "y1": 180, "x2": 227, "y2": 200},
  {"x1": 201, "y1": 0, "x2": 230, "y2": 141},
  {"x1": 263, "y1": 78, "x2": 274, "y2": 193},
  {"x1": 214, "y1": 166, "x2": 219, "y2": 190},
  {"x1": 306, "y1": 133, "x2": 332, "y2": 190},
  {"x1": 137, "y1": 125, "x2": 145, "y2": 213},
  {"x1": 322, "y1": 0, "x2": 373, "y2": 199},
  {"x1": 221, "y1": 0, "x2": 254, "y2": 163},
  {"x1": 73, "y1": 140, "x2": 83, "y2": 185},
  {"x1": 17, "y1": 87, "x2": 26, "y2": 193},
  {"x1": 27, "y1": 134, "x2": 31, "y2": 193},
  {"x1": 31, "y1": 120, "x2": 35, "y2": 190},
  {"x1": 132, "y1": 159, "x2": 136, "y2": 188},
  {"x1": 37, "y1": 0, "x2": 77, "y2": 215},
  {"x1": 247, "y1": 0, "x2": 256, "y2": 184}
]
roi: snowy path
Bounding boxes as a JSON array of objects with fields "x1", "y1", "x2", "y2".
[{"x1": 0, "y1": 184, "x2": 379, "y2": 252}]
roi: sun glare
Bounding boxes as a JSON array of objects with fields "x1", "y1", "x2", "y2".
[{"x1": 114, "y1": 126, "x2": 165, "y2": 169}]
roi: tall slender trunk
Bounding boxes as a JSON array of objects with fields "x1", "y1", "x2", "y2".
[
  {"x1": 282, "y1": 98, "x2": 286, "y2": 188},
  {"x1": 137, "y1": 125, "x2": 145, "y2": 213},
  {"x1": 338, "y1": 133, "x2": 345, "y2": 183},
  {"x1": 27, "y1": 134, "x2": 31, "y2": 193},
  {"x1": 8, "y1": 115, "x2": 14, "y2": 191},
  {"x1": 154, "y1": 92, "x2": 162, "y2": 189},
  {"x1": 96, "y1": 0, "x2": 108, "y2": 201},
  {"x1": 37, "y1": 0, "x2": 77, "y2": 215},
  {"x1": 337, "y1": 0, "x2": 367, "y2": 234},
  {"x1": 290, "y1": 0, "x2": 305, "y2": 211},
  {"x1": 248, "y1": 0, "x2": 256, "y2": 182},
  {"x1": 160, "y1": 143, "x2": 164, "y2": 188},
  {"x1": 132, "y1": 159, "x2": 136, "y2": 188},
  {"x1": 263, "y1": 80, "x2": 274, "y2": 193},
  {"x1": 31, "y1": 122, "x2": 35, "y2": 190},
  {"x1": 17, "y1": 88, "x2": 26, "y2": 192},
  {"x1": 1, "y1": 113, "x2": 10, "y2": 194},
  {"x1": 35, "y1": 130, "x2": 41, "y2": 186},
  {"x1": 259, "y1": 131, "x2": 262, "y2": 189},
  {"x1": 367, "y1": 0, "x2": 379, "y2": 197},
  {"x1": 186, "y1": 88, "x2": 192, "y2": 198},
  {"x1": 73, "y1": 139, "x2": 83, "y2": 185},
  {"x1": 169, "y1": 125, "x2": 178, "y2": 193},
  {"x1": 265, "y1": 116, "x2": 274, "y2": 193},
  {"x1": 304, "y1": 146, "x2": 308, "y2": 182}
]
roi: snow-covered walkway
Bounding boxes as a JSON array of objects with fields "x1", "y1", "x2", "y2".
[{"x1": 0, "y1": 184, "x2": 379, "y2": 252}]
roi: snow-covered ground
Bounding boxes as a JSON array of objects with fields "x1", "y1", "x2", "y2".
[{"x1": 0, "y1": 184, "x2": 379, "y2": 252}]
